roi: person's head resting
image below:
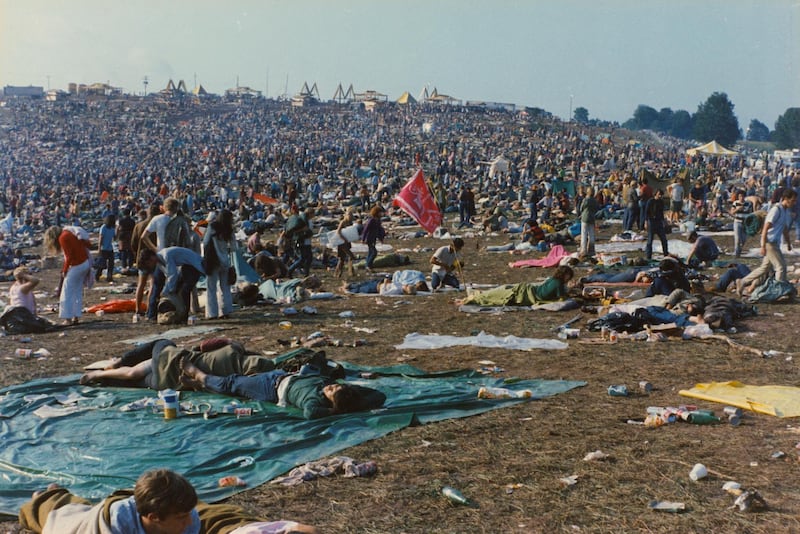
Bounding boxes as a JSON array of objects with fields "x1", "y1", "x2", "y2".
[
  {"x1": 553, "y1": 265, "x2": 574, "y2": 283},
  {"x1": 163, "y1": 197, "x2": 180, "y2": 215},
  {"x1": 134, "y1": 469, "x2": 197, "y2": 533},
  {"x1": 688, "y1": 230, "x2": 699, "y2": 243},
  {"x1": 452, "y1": 237, "x2": 465, "y2": 251},
  {"x1": 322, "y1": 383, "x2": 361, "y2": 414}
]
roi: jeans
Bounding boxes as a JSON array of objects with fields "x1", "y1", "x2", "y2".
[
  {"x1": 96, "y1": 250, "x2": 114, "y2": 281},
  {"x1": 715, "y1": 265, "x2": 750, "y2": 292},
  {"x1": 645, "y1": 219, "x2": 669, "y2": 260},
  {"x1": 365, "y1": 242, "x2": 378, "y2": 269},
  {"x1": 579, "y1": 222, "x2": 595, "y2": 258},
  {"x1": 147, "y1": 269, "x2": 165, "y2": 320},
  {"x1": 733, "y1": 219, "x2": 747, "y2": 257},
  {"x1": 204, "y1": 370, "x2": 287, "y2": 402},
  {"x1": 288, "y1": 244, "x2": 312, "y2": 276},
  {"x1": 431, "y1": 271, "x2": 459, "y2": 290}
]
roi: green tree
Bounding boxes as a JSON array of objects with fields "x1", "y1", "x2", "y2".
[
  {"x1": 746, "y1": 119, "x2": 770, "y2": 142},
  {"x1": 655, "y1": 108, "x2": 674, "y2": 132},
  {"x1": 773, "y1": 108, "x2": 800, "y2": 149},
  {"x1": 669, "y1": 110, "x2": 693, "y2": 139},
  {"x1": 573, "y1": 106, "x2": 589, "y2": 124},
  {"x1": 631, "y1": 105, "x2": 658, "y2": 130},
  {"x1": 691, "y1": 92, "x2": 740, "y2": 146}
]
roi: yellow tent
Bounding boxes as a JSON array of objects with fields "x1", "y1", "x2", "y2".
[
  {"x1": 396, "y1": 91, "x2": 417, "y2": 105},
  {"x1": 686, "y1": 140, "x2": 738, "y2": 156}
]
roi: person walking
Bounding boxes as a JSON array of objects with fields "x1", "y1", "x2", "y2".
[
  {"x1": 737, "y1": 189, "x2": 797, "y2": 295},
  {"x1": 578, "y1": 186, "x2": 598, "y2": 260},
  {"x1": 95, "y1": 214, "x2": 116, "y2": 283},
  {"x1": 644, "y1": 189, "x2": 669, "y2": 260},
  {"x1": 360, "y1": 205, "x2": 385, "y2": 273}
]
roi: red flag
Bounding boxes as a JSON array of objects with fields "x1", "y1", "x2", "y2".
[{"x1": 392, "y1": 169, "x2": 442, "y2": 233}]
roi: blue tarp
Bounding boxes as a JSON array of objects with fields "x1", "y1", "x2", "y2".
[{"x1": 0, "y1": 365, "x2": 585, "y2": 517}]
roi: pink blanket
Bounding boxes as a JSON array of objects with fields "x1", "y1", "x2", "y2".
[{"x1": 508, "y1": 245, "x2": 571, "y2": 268}]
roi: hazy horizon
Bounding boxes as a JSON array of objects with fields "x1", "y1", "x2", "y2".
[{"x1": 1, "y1": 0, "x2": 797, "y2": 127}]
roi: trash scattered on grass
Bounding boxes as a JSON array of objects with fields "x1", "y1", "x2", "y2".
[
  {"x1": 559, "y1": 474, "x2": 579, "y2": 487},
  {"x1": 731, "y1": 488, "x2": 767, "y2": 512},
  {"x1": 442, "y1": 485, "x2": 470, "y2": 505},
  {"x1": 649, "y1": 500, "x2": 686, "y2": 513},
  {"x1": 689, "y1": 463, "x2": 707, "y2": 481},
  {"x1": 583, "y1": 450, "x2": 609, "y2": 462}
]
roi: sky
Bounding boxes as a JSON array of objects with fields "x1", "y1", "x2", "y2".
[{"x1": 1, "y1": 0, "x2": 798, "y2": 128}]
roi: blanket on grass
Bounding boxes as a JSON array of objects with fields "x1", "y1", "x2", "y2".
[
  {"x1": 679, "y1": 381, "x2": 800, "y2": 418},
  {"x1": 0, "y1": 364, "x2": 585, "y2": 517}
]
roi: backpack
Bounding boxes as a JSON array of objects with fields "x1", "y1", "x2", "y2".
[{"x1": 164, "y1": 213, "x2": 191, "y2": 249}]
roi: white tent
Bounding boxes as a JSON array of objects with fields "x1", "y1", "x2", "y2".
[{"x1": 686, "y1": 140, "x2": 738, "y2": 156}]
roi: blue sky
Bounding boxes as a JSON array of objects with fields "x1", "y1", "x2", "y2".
[{"x1": 1, "y1": 0, "x2": 797, "y2": 127}]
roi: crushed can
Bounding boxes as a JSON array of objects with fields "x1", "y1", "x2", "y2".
[{"x1": 607, "y1": 384, "x2": 628, "y2": 397}]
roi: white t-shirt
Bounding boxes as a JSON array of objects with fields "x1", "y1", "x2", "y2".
[
  {"x1": 144, "y1": 214, "x2": 170, "y2": 251},
  {"x1": 431, "y1": 245, "x2": 458, "y2": 276}
]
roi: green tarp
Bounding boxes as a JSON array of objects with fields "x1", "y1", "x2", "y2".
[{"x1": 0, "y1": 364, "x2": 585, "y2": 517}]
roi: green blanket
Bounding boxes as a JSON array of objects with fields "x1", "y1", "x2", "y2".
[{"x1": 0, "y1": 364, "x2": 585, "y2": 517}]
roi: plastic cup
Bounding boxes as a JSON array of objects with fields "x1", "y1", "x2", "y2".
[{"x1": 689, "y1": 463, "x2": 708, "y2": 481}]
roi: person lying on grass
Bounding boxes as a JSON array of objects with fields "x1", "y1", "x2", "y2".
[{"x1": 457, "y1": 266, "x2": 576, "y2": 307}]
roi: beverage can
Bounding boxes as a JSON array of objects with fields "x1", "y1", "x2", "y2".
[
  {"x1": 723, "y1": 406, "x2": 742, "y2": 417},
  {"x1": 607, "y1": 384, "x2": 628, "y2": 397},
  {"x1": 601, "y1": 326, "x2": 608, "y2": 340},
  {"x1": 218, "y1": 476, "x2": 247, "y2": 488},
  {"x1": 234, "y1": 407, "x2": 252, "y2": 418},
  {"x1": 95, "y1": 310, "x2": 105, "y2": 317},
  {"x1": 187, "y1": 315, "x2": 197, "y2": 326},
  {"x1": 132, "y1": 313, "x2": 139, "y2": 324},
  {"x1": 639, "y1": 381, "x2": 653, "y2": 393},
  {"x1": 608, "y1": 330, "x2": 619, "y2": 343},
  {"x1": 728, "y1": 414, "x2": 742, "y2": 426},
  {"x1": 15, "y1": 348, "x2": 33, "y2": 359}
]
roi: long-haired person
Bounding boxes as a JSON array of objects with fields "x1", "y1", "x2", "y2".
[
  {"x1": 202, "y1": 209, "x2": 237, "y2": 319},
  {"x1": 44, "y1": 225, "x2": 91, "y2": 325}
]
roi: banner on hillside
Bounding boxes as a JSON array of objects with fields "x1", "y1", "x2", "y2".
[{"x1": 392, "y1": 169, "x2": 442, "y2": 233}]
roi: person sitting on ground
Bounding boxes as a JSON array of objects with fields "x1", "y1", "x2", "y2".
[
  {"x1": 19, "y1": 468, "x2": 319, "y2": 534},
  {"x1": 5, "y1": 266, "x2": 40, "y2": 314},
  {"x1": 458, "y1": 266, "x2": 575, "y2": 306},
  {"x1": 645, "y1": 257, "x2": 691, "y2": 297},
  {"x1": 179, "y1": 357, "x2": 386, "y2": 420},
  {"x1": 252, "y1": 251, "x2": 289, "y2": 281},
  {"x1": 430, "y1": 238, "x2": 464, "y2": 292},
  {"x1": 685, "y1": 231, "x2": 720, "y2": 269},
  {"x1": 520, "y1": 217, "x2": 546, "y2": 245}
]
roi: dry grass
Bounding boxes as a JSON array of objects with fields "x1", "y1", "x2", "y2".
[{"x1": 1, "y1": 223, "x2": 799, "y2": 533}]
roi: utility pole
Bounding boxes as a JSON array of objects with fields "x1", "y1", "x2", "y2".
[{"x1": 143, "y1": 76, "x2": 149, "y2": 97}]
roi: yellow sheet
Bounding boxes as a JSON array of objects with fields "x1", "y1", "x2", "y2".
[{"x1": 679, "y1": 381, "x2": 800, "y2": 418}]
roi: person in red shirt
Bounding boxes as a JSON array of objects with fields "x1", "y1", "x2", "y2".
[
  {"x1": 637, "y1": 178, "x2": 654, "y2": 230},
  {"x1": 44, "y1": 225, "x2": 91, "y2": 325}
]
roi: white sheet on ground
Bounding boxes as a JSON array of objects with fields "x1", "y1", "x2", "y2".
[
  {"x1": 116, "y1": 325, "x2": 223, "y2": 345},
  {"x1": 395, "y1": 331, "x2": 568, "y2": 351}
]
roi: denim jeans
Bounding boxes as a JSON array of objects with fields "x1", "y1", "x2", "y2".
[
  {"x1": 431, "y1": 272, "x2": 459, "y2": 290},
  {"x1": 204, "y1": 370, "x2": 287, "y2": 402}
]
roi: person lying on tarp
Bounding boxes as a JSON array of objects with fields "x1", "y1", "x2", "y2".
[
  {"x1": 457, "y1": 266, "x2": 575, "y2": 307},
  {"x1": 179, "y1": 357, "x2": 386, "y2": 420},
  {"x1": 19, "y1": 468, "x2": 319, "y2": 534},
  {"x1": 79, "y1": 338, "x2": 344, "y2": 392}
]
